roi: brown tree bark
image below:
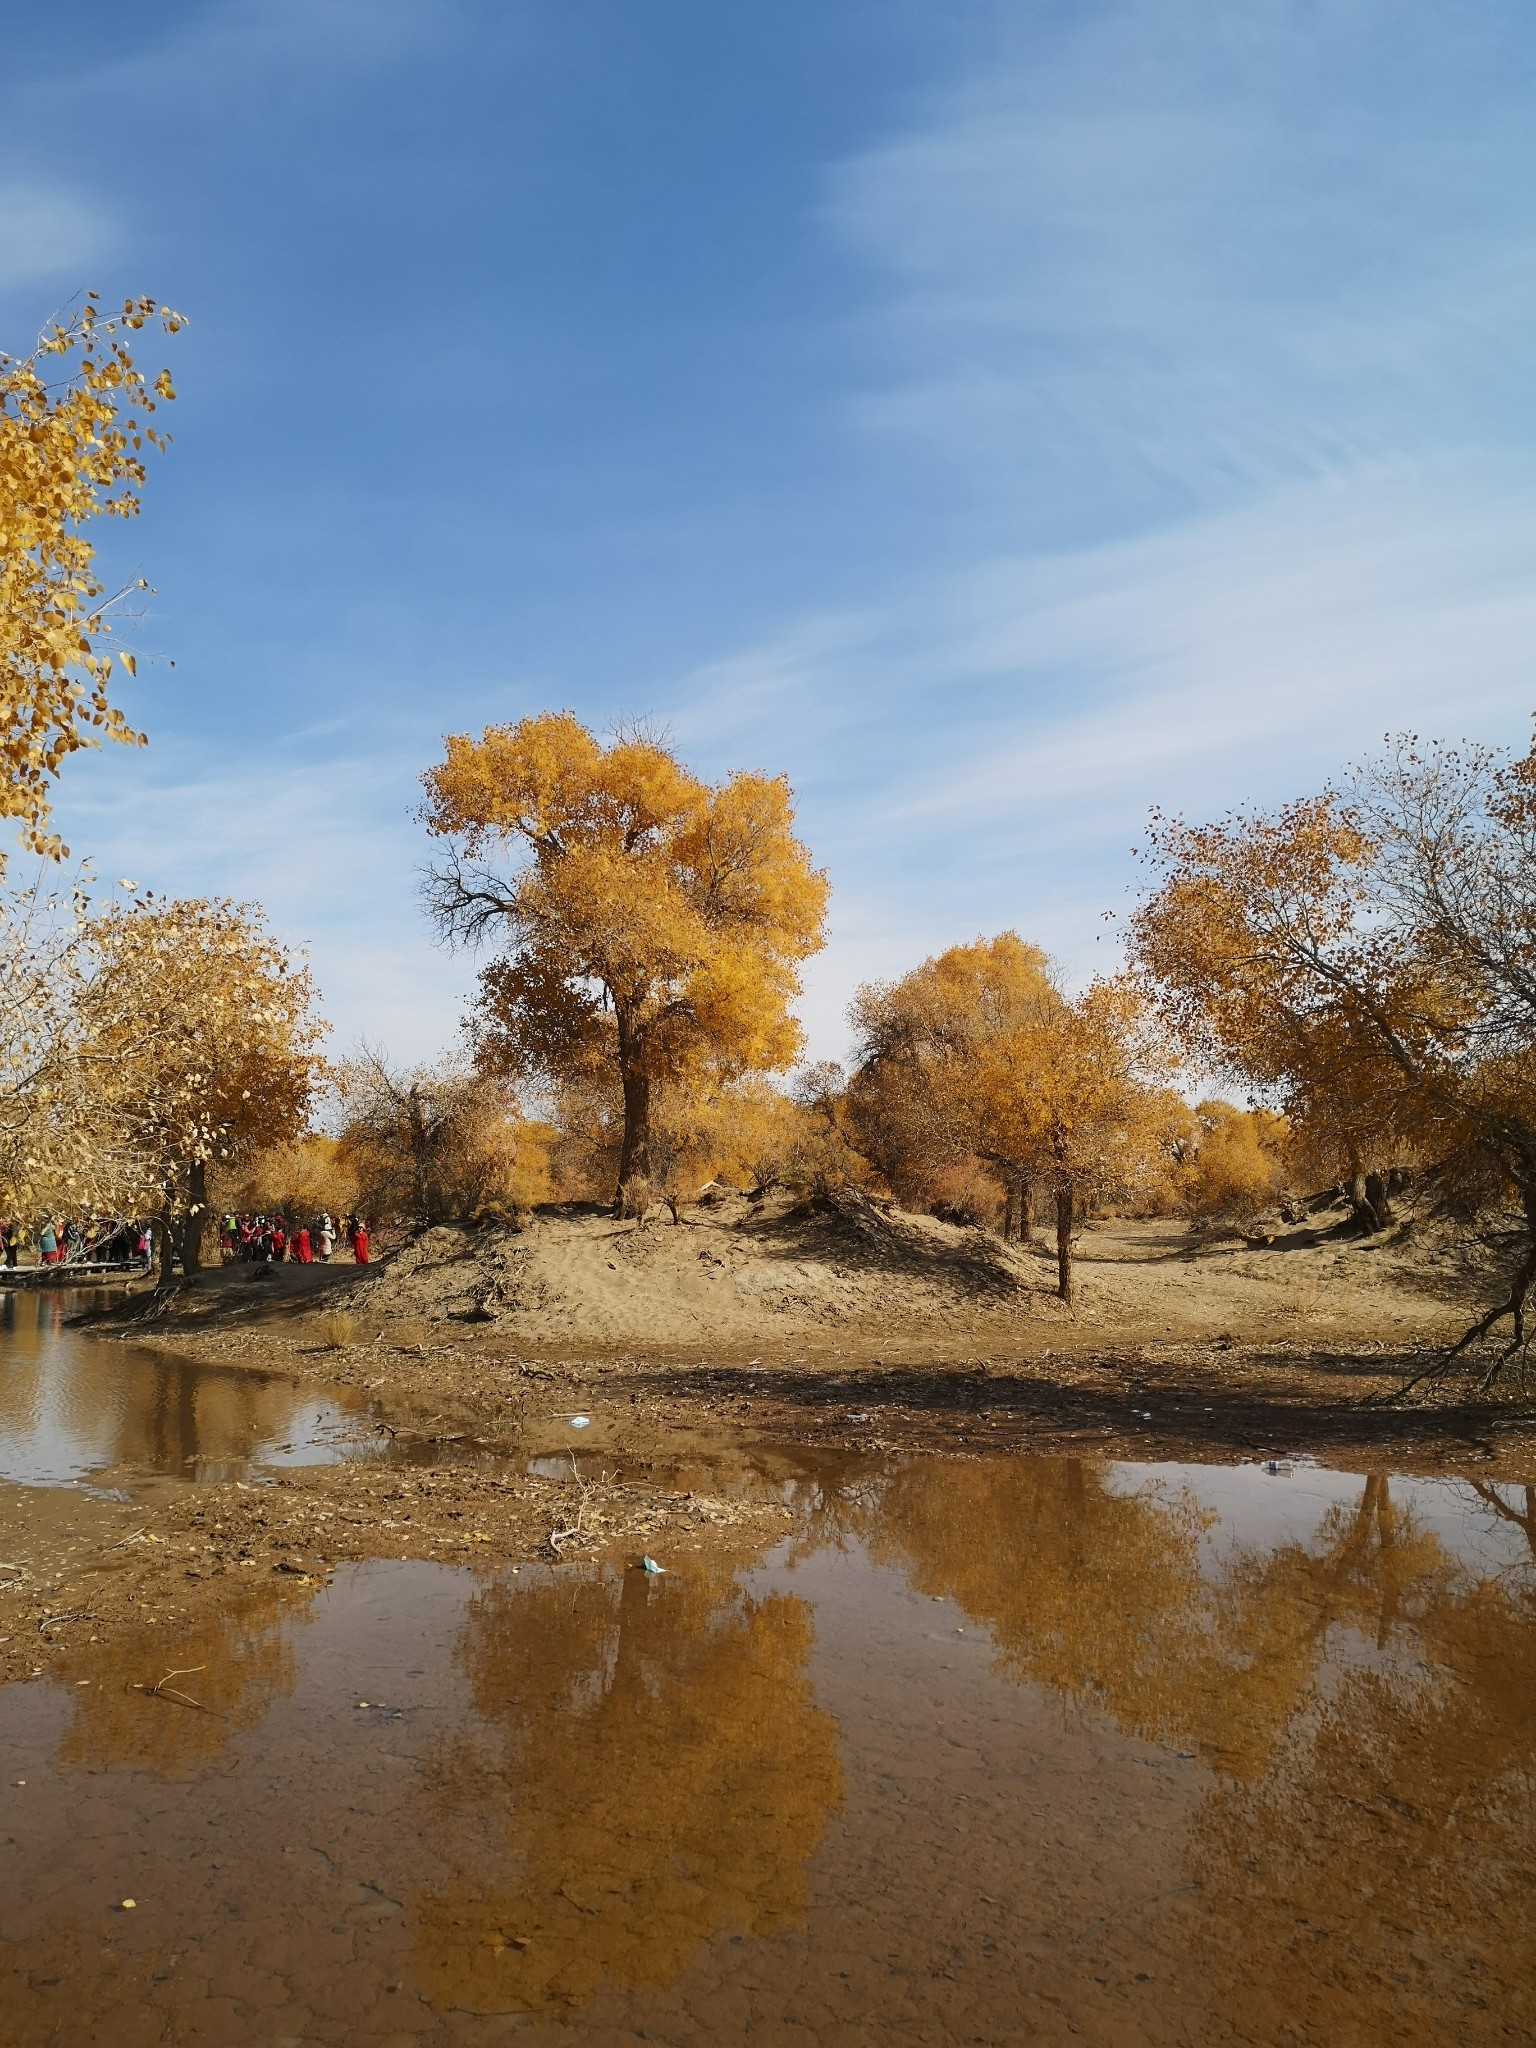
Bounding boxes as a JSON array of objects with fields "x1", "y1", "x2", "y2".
[
  {"x1": 1055, "y1": 1184, "x2": 1074, "y2": 1303},
  {"x1": 1345, "y1": 1162, "x2": 1390, "y2": 1234},
  {"x1": 1003, "y1": 1183, "x2": 1017, "y2": 1240},
  {"x1": 615, "y1": 1062, "x2": 652, "y2": 1212},
  {"x1": 1019, "y1": 1179, "x2": 1034, "y2": 1244},
  {"x1": 182, "y1": 1157, "x2": 208, "y2": 1274}
]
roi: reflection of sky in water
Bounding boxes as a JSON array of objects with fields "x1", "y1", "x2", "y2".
[
  {"x1": 1108, "y1": 1458, "x2": 1536, "y2": 1581},
  {"x1": 0, "y1": 1288, "x2": 378, "y2": 1486}
]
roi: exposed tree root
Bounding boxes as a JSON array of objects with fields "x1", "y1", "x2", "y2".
[{"x1": 1387, "y1": 1241, "x2": 1536, "y2": 1399}]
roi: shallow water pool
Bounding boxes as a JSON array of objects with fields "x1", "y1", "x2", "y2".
[
  {"x1": 1, "y1": 1447, "x2": 1533, "y2": 2044},
  {"x1": 0, "y1": 1288, "x2": 388, "y2": 1487}
]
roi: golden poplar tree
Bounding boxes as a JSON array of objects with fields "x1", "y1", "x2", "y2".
[
  {"x1": 971, "y1": 974, "x2": 1157, "y2": 1300},
  {"x1": 850, "y1": 936, "x2": 1157, "y2": 1300},
  {"x1": 334, "y1": 1049, "x2": 552, "y2": 1223},
  {"x1": 1129, "y1": 793, "x2": 1416, "y2": 1230},
  {"x1": 0, "y1": 873, "x2": 122, "y2": 1218},
  {"x1": 0, "y1": 295, "x2": 184, "y2": 858},
  {"x1": 422, "y1": 712, "x2": 828, "y2": 1206},
  {"x1": 1170, "y1": 1099, "x2": 1288, "y2": 1223},
  {"x1": 1130, "y1": 733, "x2": 1536, "y2": 1374},
  {"x1": 848, "y1": 932, "x2": 1057, "y2": 1213},
  {"x1": 78, "y1": 897, "x2": 324, "y2": 1273}
]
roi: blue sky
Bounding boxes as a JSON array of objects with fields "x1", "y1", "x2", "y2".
[{"x1": 4, "y1": 0, "x2": 1534, "y2": 1064}]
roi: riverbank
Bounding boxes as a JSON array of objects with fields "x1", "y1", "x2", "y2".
[
  {"x1": 82, "y1": 1190, "x2": 1536, "y2": 1467},
  {"x1": 5, "y1": 1194, "x2": 1534, "y2": 1685}
]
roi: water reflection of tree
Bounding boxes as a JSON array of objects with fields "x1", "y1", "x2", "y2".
[
  {"x1": 866, "y1": 1458, "x2": 1225, "y2": 1743},
  {"x1": 409, "y1": 1560, "x2": 843, "y2": 2019},
  {"x1": 1467, "y1": 1478, "x2": 1536, "y2": 1560},
  {"x1": 56, "y1": 1578, "x2": 313, "y2": 1775},
  {"x1": 1187, "y1": 1491, "x2": 1536, "y2": 2039},
  {"x1": 858, "y1": 1455, "x2": 1346, "y2": 1777},
  {"x1": 857, "y1": 1455, "x2": 1536, "y2": 2037}
]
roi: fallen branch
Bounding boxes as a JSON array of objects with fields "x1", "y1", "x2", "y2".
[
  {"x1": 132, "y1": 1665, "x2": 216, "y2": 1713},
  {"x1": 37, "y1": 1610, "x2": 92, "y2": 1633},
  {"x1": 544, "y1": 1460, "x2": 613, "y2": 1558}
]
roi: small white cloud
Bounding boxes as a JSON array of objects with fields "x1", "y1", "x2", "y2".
[{"x1": 0, "y1": 182, "x2": 115, "y2": 292}]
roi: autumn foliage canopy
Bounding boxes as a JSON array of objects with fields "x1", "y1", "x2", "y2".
[
  {"x1": 848, "y1": 935, "x2": 1161, "y2": 1300},
  {"x1": 1131, "y1": 733, "x2": 1536, "y2": 1370},
  {"x1": 423, "y1": 712, "x2": 829, "y2": 1204}
]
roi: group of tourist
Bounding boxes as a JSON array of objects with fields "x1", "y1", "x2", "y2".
[
  {"x1": 0, "y1": 1216, "x2": 152, "y2": 1269},
  {"x1": 0, "y1": 1210, "x2": 373, "y2": 1274},
  {"x1": 219, "y1": 1212, "x2": 370, "y2": 1265}
]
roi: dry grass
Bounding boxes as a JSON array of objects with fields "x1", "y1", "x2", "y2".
[{"x1": 319, "y1": 1310, "x2": 355, "y2": 1349}]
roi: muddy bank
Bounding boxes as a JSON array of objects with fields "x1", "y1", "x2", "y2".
[
  {"x1": 12, "y1": 1199, "x2": 1526, "y2": 1659},
  {"x1": 82, "y1": 1198, "x2": 1534, "y2": 1470},
  {"x1": 0, "y1": 1455, "x2": 794, "y2": 1689}
]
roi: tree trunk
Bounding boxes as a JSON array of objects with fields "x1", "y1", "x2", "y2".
[
  {"x1": 1063, "y1": 1458, "x2": 1086, "y2": 1567},
  {"x1": 409, "y1": 1086, "x2": 433, "y2": 1220},
  {"x1": 157, "y1": 1189, "x2": 176, "y2": 1284},
  {"x1": 1019, "y1": 1180, "x2": 1033, "y2": 1244},
  {"x1": 182, "y1": 1158, "x2": 208, "y2": 1274},
  {"x1": 1346, "y1": 1162, "x2": 1387, "y2": 1234},
  {"x1": 1055, "y1": 1185, "x2": 1074, "y2": 1304},
  {"x1": 1003, "y1": 1183, "x2": 1016, "y2": 1241},
  {"x1": 1430, "y1": 1177, "x2": 1536, "y2": 1387},
  {"x1": 615, "y1": 1063, "x2": 652, "y2": 1211}
]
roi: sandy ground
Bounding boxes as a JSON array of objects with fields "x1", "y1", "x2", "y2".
[{"x1": 4, "y1": 1188, "x2": 1534, "y2": 1685}]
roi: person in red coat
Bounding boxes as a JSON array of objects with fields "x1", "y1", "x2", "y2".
[
  {"x1": 292, "y1": 1224, "x2": 312, "y2": 1264},
  {"x1": 352, "y1": 1220, "x2": 370, "y2": 1265}
]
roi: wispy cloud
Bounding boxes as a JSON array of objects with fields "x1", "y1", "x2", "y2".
[
  {"x1": 662, "y1": 452, "x2": 1536, "y2": 1054},
  {"x1": 716, "y1": 0, "x2": 1536, "y2": 1051},
  {"x1": 827, "y1": 0, "x2": 1536, "y2": 508},
  {"x1": 0, "y1": 183, "x2": 115, "y2": 294},
  {"x1": 49, "y1": 735, "x2": 476, "y2": 1065},
  {"x1": 901, "y1": 455, "x2": 1536, "y2": 825}
]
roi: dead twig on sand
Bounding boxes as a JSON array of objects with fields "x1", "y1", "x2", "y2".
[
  {"x1": 37, "y1": 1610, "x2": 92, "y2": 1634},
  {"x1": 545, "y1": 1459, "x2": 611, "y2": 1560}
]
